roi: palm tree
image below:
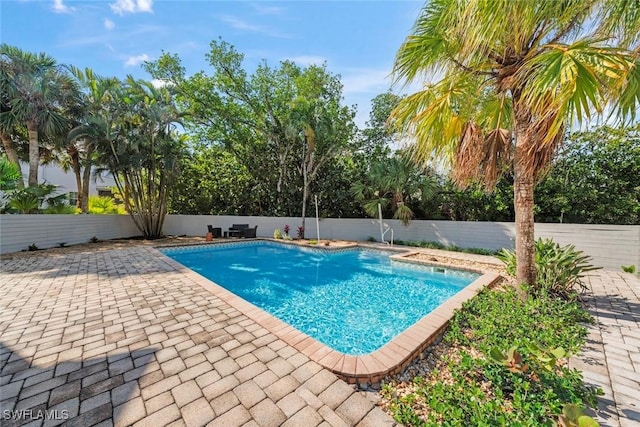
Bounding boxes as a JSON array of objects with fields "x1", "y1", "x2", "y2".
[
  {"x1": 66, "y1": 67, "x2": 119, "y2": 212},
  {"x1": 94, "y1": 77, "x2": 185, "y2": 238},
  {"x1": 0, "y1": 44, "x2": 77, "y2": 187},
  {"x1": 352, "y1": 154, "x2": 436, "y2": 225},
  {"x1": 391, "y1": 0, "x2": 640, "y2": 286}
]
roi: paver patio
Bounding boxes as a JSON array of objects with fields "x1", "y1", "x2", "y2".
[
  {"x1": 1, "y1": 242, "x2": 638, "y2": 426},
  {"x1": 0, "y1": 245, "x2": 395, "y2": 426},
  {"x1": 570, "y1": 271, "x2": 640, "y2": 427}
]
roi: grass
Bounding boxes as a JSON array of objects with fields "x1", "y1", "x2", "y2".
[
  {"x1": 394, "y1": 239, "x2": 499, "y2": 256},
  {"x1": 380, "y1": 287, "x2": 600, "y2": 426}
]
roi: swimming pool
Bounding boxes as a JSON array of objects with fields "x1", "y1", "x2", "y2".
[{"x1": 162, "y1": 241, "x2": 479, "y2": 355}]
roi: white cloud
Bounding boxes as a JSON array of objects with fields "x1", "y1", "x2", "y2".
[
  {"x1": 252, "y1": 3, "x2": 285, "y2": 15},
  {"x1": 218, "y1": 15, "x2": 290, "y2": 38},
  {"x1": 104, "y1": 18, "x2": 115, "y2": 30},
  {"x1": 110, "y1": 0, "x2": 153, "y2": 15},
  {"x1": 286, "y1": 56, "x2": 327, "y2": 67},
  {"x1": 124, "y1": 53, "x2": 150, "y2": 67},
  {"x1": 52, "y1": 0, "x2": 74, "y2": 14}
]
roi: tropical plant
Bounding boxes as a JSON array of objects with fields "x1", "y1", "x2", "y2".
[
  {"x1": 6, "y1": 183, "x2": 65, "y2": 214},
  {"x1": 88, "y1": 195, "x2": 125, "y2": 214},
  {"x1": 94, "y1": 77, "x2": 185, "y2": 238},
  {"x1": 273, "y1": 229, "x2": 283, "y2": 239},
  {"x1": 65, "y1": 67, "x2": 120, "y2": 212},
  {"x1": 497, "y1": 238, "x2": 601, "y2": 299},
  {"x1": 390, "y1": 0, "x2": 640, "y2": 288},
  {"x1": 0, "y1": 44, "x2": 78, "y2": 187},
  {"x1": 351, "y1": 154, "x2": 436, "y2": 225},
  {"x1": 0, "y1": 155, "x2": 21, "y2": 191}
]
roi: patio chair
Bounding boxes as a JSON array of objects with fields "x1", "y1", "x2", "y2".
[
  {"x1": 207, "y1": 225, "x2": 222, "y2": 238},
  {"x1": 242, "y1": 226, "x2": 258, "y2": 238}
]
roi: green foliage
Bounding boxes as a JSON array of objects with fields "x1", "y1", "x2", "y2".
[
  {"x1": 0, "y1": 156, "x2": 21, "y2": 191},
  {"x1": 309, "y1": 239, "x2": 317, "y2": 245},
  {"x1": 394, "y1": 239, "x2": 499, "y2": 256},
  {"x1": 146, "y1": 41, "x2": 356, "y2": 219},
  {"x1": 621, "y1": 265, "x2": 636, "y2": 273},
  {"x1": 89, "y1": 236, "x2": 99, "y2": 243},
  {"x1": 5, "y1": 183, "x2": 72, "y2": 214},
  {"x1": 382, "y1": 289, "x2": 599, "y2": 426},
  {"x1": 559, "y1": 404, "x2": 600, "y2": 427},
  {"x1": 497, "y1": 238, "x2": 600, "y2": 299},
  {"x1": 352, "y1": 153, "x2": 437, "y2": 225},
  {"x1": 535, "y1": 126, "x2": 640, "y2": 225},
  {"x1": 88, "y1": 195, "x2": 126, "y2": 214},
  {"x1": 273, "y1": 229, "x2": 283, "y2": 239},
  {"x1": 446, "y1": 288, "x2": 591, "y2": 354},
  {"x1": 27, "y1": 243, "x2": 38, "y2": 251}
]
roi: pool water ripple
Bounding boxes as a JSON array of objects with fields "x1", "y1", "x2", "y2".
[{"x1": 162, "y1": 242, "x2": 478, "y2": 355}]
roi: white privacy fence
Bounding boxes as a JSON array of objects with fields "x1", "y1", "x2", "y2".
[
  {"x1": 0, "y1": 214, "x2": 139, "y2": 254},
  {"x1": 1, "y1": 214, "x2": 638, "y2": 271}
]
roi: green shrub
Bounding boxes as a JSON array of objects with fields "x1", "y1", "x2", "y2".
[
  {"x1": 88, "y1": 195, "x2": 126, "y2": 214},
  {"x1": 497, "y1": 238, "x2": 600, "y2": 300},
  {"x1": 382, "y1": 289, "x2": 599, "y2": 426},
  {"x1": 446, "y1": 288, "x2": 591, "y2": 354},
  {"x1": 273, "y1": 229, "x2": 283, "y2": 239}
]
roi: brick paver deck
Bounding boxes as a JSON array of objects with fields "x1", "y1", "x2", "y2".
[
  {"x1": 570, "y1": 271, "x2": 640, "y2": 427},
  {"x1": 0, "y1": 246, "x2": 396, "y2": 426},
  {"x1": 2, "y1": 242, "x2": 638, "y2": 427}
]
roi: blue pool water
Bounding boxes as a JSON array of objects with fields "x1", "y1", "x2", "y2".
[{"x1": 162, "y1": 242, "x2": 478, "y2": 355}]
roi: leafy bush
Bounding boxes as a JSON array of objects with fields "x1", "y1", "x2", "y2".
[
  {"x1": 273, "y1": 229, "x2": 283, "y2": 239},
  {"x1": 497, "y1": 238, "x2": 600, "y2": 299},
  {"x1": 382, "y1": 289, "x2": 599, "y2": 426},
  {"x1": 88, "y1": 196, "x2": 126, "y2": 214},
  {"x1": 297, "y1": 225, "x2": 304, "y2": 239}
]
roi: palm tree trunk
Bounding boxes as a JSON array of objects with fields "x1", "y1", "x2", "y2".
[
  {"x1": 1, "y1": 131, "x2": 24, "y2": 188},
  {"x1": 67, "y1": 145, "x2": 82, "y2": 210},
  {"x1": 513, "y1": 106, "x2": 537, "y2": 290},
  {"x1": 27, "y1": 121, "x2": 39, "y2": 187},
  {"x1": 80, "y1": 146, "x2": 94, "y2": 213}
]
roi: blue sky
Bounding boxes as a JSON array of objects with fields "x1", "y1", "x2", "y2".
[{"x1": 1, "y1": 0, "x2": 424, "y2": 127}]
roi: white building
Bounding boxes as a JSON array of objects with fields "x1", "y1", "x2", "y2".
[{"x1": 19, "y1": 162, "x2": 117, "y2": 204}]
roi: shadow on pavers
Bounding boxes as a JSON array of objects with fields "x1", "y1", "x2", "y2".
[{"x1": 0, "y1": 342, "x2": 158, "y2": 427}]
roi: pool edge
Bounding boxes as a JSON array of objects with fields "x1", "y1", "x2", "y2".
[{"x1": 150, "y1": 242, "x2": 502, "y2": 384}]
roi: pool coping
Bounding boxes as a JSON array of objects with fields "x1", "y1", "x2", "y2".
[{"x1": 151, "y1": 239, "x2": 502, "y2": 384}]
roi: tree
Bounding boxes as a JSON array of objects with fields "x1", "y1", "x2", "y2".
[
  {"x1": 95, "y1": 77, "x2": 185, "y2": 238},
  {"x1": 352, "y1": 153, "x2": 436, "y2": 225},
  {"x1": 146, "y1": 40, "x2": 356, "y2": 220},
  {"x1": 66, "y1": 67, "x2": 119, "y2": 212},
  {"x1": 0, "y1": 44, "x2": 78, "y2": 187},
  {"x1": 535, "y1": 125, "x2": 640, "y2": 224},
  {"x1": 391, "y1": 0, "x2": 640, "y2": 286}
]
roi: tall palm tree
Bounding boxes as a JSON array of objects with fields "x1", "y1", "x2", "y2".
[
  {"x1": 0, "y1": 44, "x2": 77, "y2": 187},
  {"x1": 391, "y1": 0, "x2": 640, "y2": 286}
]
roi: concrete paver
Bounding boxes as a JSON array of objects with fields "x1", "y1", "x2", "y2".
[
  {"x1": 0, "y1": 246, "x2": 395, "y2": 426},
  {"x1": 570, "y1": 271, "x2": 640, "y2": 427}
]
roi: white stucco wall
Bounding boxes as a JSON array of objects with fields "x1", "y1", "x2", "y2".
[{"x1": 1, "y1": 213, "x2": 637, "y2": 272}]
